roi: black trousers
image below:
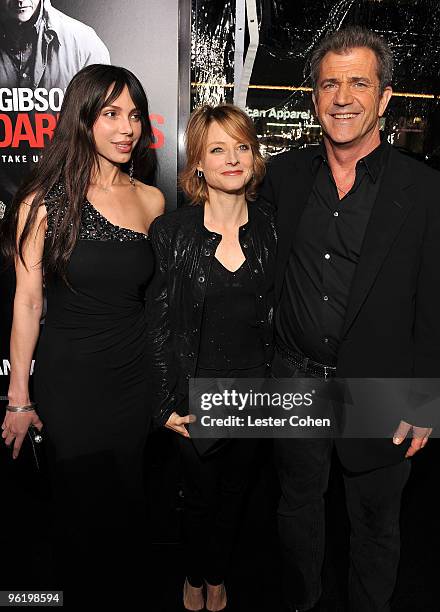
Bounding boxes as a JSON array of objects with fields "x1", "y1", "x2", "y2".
[
  {"x1": 178, "y1": 363, "x2": 266, "y2": 587},
  {"x1": 178, "y1": 436, "x2": 258, "y2": 587},
  {"x1": 272, "y1": 350, "x2": 411, "y2": 612}
]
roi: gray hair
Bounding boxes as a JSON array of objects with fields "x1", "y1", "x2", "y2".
[{"x1": 309, "y1": 26, "x2": 393, "y2": 95}]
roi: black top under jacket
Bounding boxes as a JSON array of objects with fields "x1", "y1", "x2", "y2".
[{"x1": 198, "y1": 257, "x2": 266, "y2": 370}]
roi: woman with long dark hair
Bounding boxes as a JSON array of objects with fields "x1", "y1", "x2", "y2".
[
  {"x1": 1, "y1": 64, "x2": 163, "y2": 604},
  {"x1": 147, "y1": 104, "x2": 275, "y2": 611}
]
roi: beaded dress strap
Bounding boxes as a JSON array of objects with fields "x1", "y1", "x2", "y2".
[{"x1": 44, "y1": 183, "x2": 147, "y2": 242}]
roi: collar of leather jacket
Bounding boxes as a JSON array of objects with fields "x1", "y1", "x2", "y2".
[{"x1": 188, "y1": 200, "x2": 261, "y2": 239}]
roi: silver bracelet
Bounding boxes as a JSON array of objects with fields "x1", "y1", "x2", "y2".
[{"x1": 6, "y1": 402, "x2": 36, "y2": 413}]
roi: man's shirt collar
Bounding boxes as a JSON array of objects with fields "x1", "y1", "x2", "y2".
[{"x1": 311, "y1": 137, "x2": 389, "y2": 183}]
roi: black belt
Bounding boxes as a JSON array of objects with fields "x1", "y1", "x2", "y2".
[{"x1": 276, "y1": 343, "x2": 337, "y2": 380}]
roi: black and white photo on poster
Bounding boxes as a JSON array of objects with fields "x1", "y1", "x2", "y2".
[{"x1": 0, "y1": 0, "x2": 110, "y2": 208}]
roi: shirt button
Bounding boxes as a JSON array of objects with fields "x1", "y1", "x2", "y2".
[
  {"x1": 254, "y1": 269, "x2": 259, "y2": 274},
  {"x1": 333, "y1": 211, "x2": 339, "y2": 217},
  {"x1": 198, "y1": 276, "x2": 205, "y2": 283},
  {"x1": 323, "y1": 295, "x2": 329, "y2": 301},
  {"x1": 211, "y1": 233, "x2": 217, "y2": 239},
  {"x1": 204, "y1": 249, "x2": 210, "y2": 256},
  {"x1": 323, "y1": 337, "x2": 329, "y2": 343},
  {"x1": 22, "y1": 73, "x2": 27, "y2": 78},
  {"x1": 242, "y1": 243, "x2": 248, "y2": 248},
  {"x1": 324, "y1": 253, "x2": 330, "y2": 260}
]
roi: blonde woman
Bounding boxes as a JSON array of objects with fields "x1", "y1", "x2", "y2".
[{"x1": 147, "y1": 104, "x2": 276, "y2": 611}]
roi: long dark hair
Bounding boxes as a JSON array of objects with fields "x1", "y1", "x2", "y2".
[{"x1": 1, "y1": 64, "x2": 157, "y2": 281}]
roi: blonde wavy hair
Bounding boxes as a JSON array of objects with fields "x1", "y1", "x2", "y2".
[{"x1": 179, "y1": 104, "x2": 265, "y2": 205}]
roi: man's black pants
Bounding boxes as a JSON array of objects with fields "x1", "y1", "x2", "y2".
[{"x1": 272, "y1": 350, "x2": 411, "y2": 612}]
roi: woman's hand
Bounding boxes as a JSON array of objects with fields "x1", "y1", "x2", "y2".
[
  {"x1": 165, "y1": 411, "x2": 196, "y2": 437},
  {"x1": 1, "y1": 410, "x2": 43, "y2": 459}
]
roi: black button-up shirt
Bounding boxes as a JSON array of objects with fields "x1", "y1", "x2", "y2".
[{"x1": 276, "y1": 140, "x2": 389, "y2": 366}]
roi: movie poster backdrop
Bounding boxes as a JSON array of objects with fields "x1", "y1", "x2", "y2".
[{"x1": 0, "y1": 0, "x2": 180, "y2": 398}]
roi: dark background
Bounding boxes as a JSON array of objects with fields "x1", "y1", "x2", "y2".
[{"x1": 193, "y1": 0, "x2": 440, "y2": 163}]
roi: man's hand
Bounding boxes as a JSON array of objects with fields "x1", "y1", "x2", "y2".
[
  {"x1": 165, "y1": 411, "x2": 196, "y2": 437},
  {"x1": 392, "y1": 420, "x2": 432, "y2": 458}
]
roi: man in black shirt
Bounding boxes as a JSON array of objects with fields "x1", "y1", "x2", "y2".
[{"x1": 261, "y1": 27, "x2": 440, "y2": 612}]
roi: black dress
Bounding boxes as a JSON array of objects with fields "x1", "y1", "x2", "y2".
[{"x1": 33, "y1": 184, "x2": 154, "y2": 602}]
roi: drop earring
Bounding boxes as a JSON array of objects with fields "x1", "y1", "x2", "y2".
[
  {"x1": 129, "y1": 159, "x2": 135, "y2": 186},
  {"x1": 197, "y1": 169, "x2": 203, "y2": 178}
]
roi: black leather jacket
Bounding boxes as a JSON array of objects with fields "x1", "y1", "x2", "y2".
[{"x1": 146, "y1": 202, "x2": 277, "y2": 426}]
